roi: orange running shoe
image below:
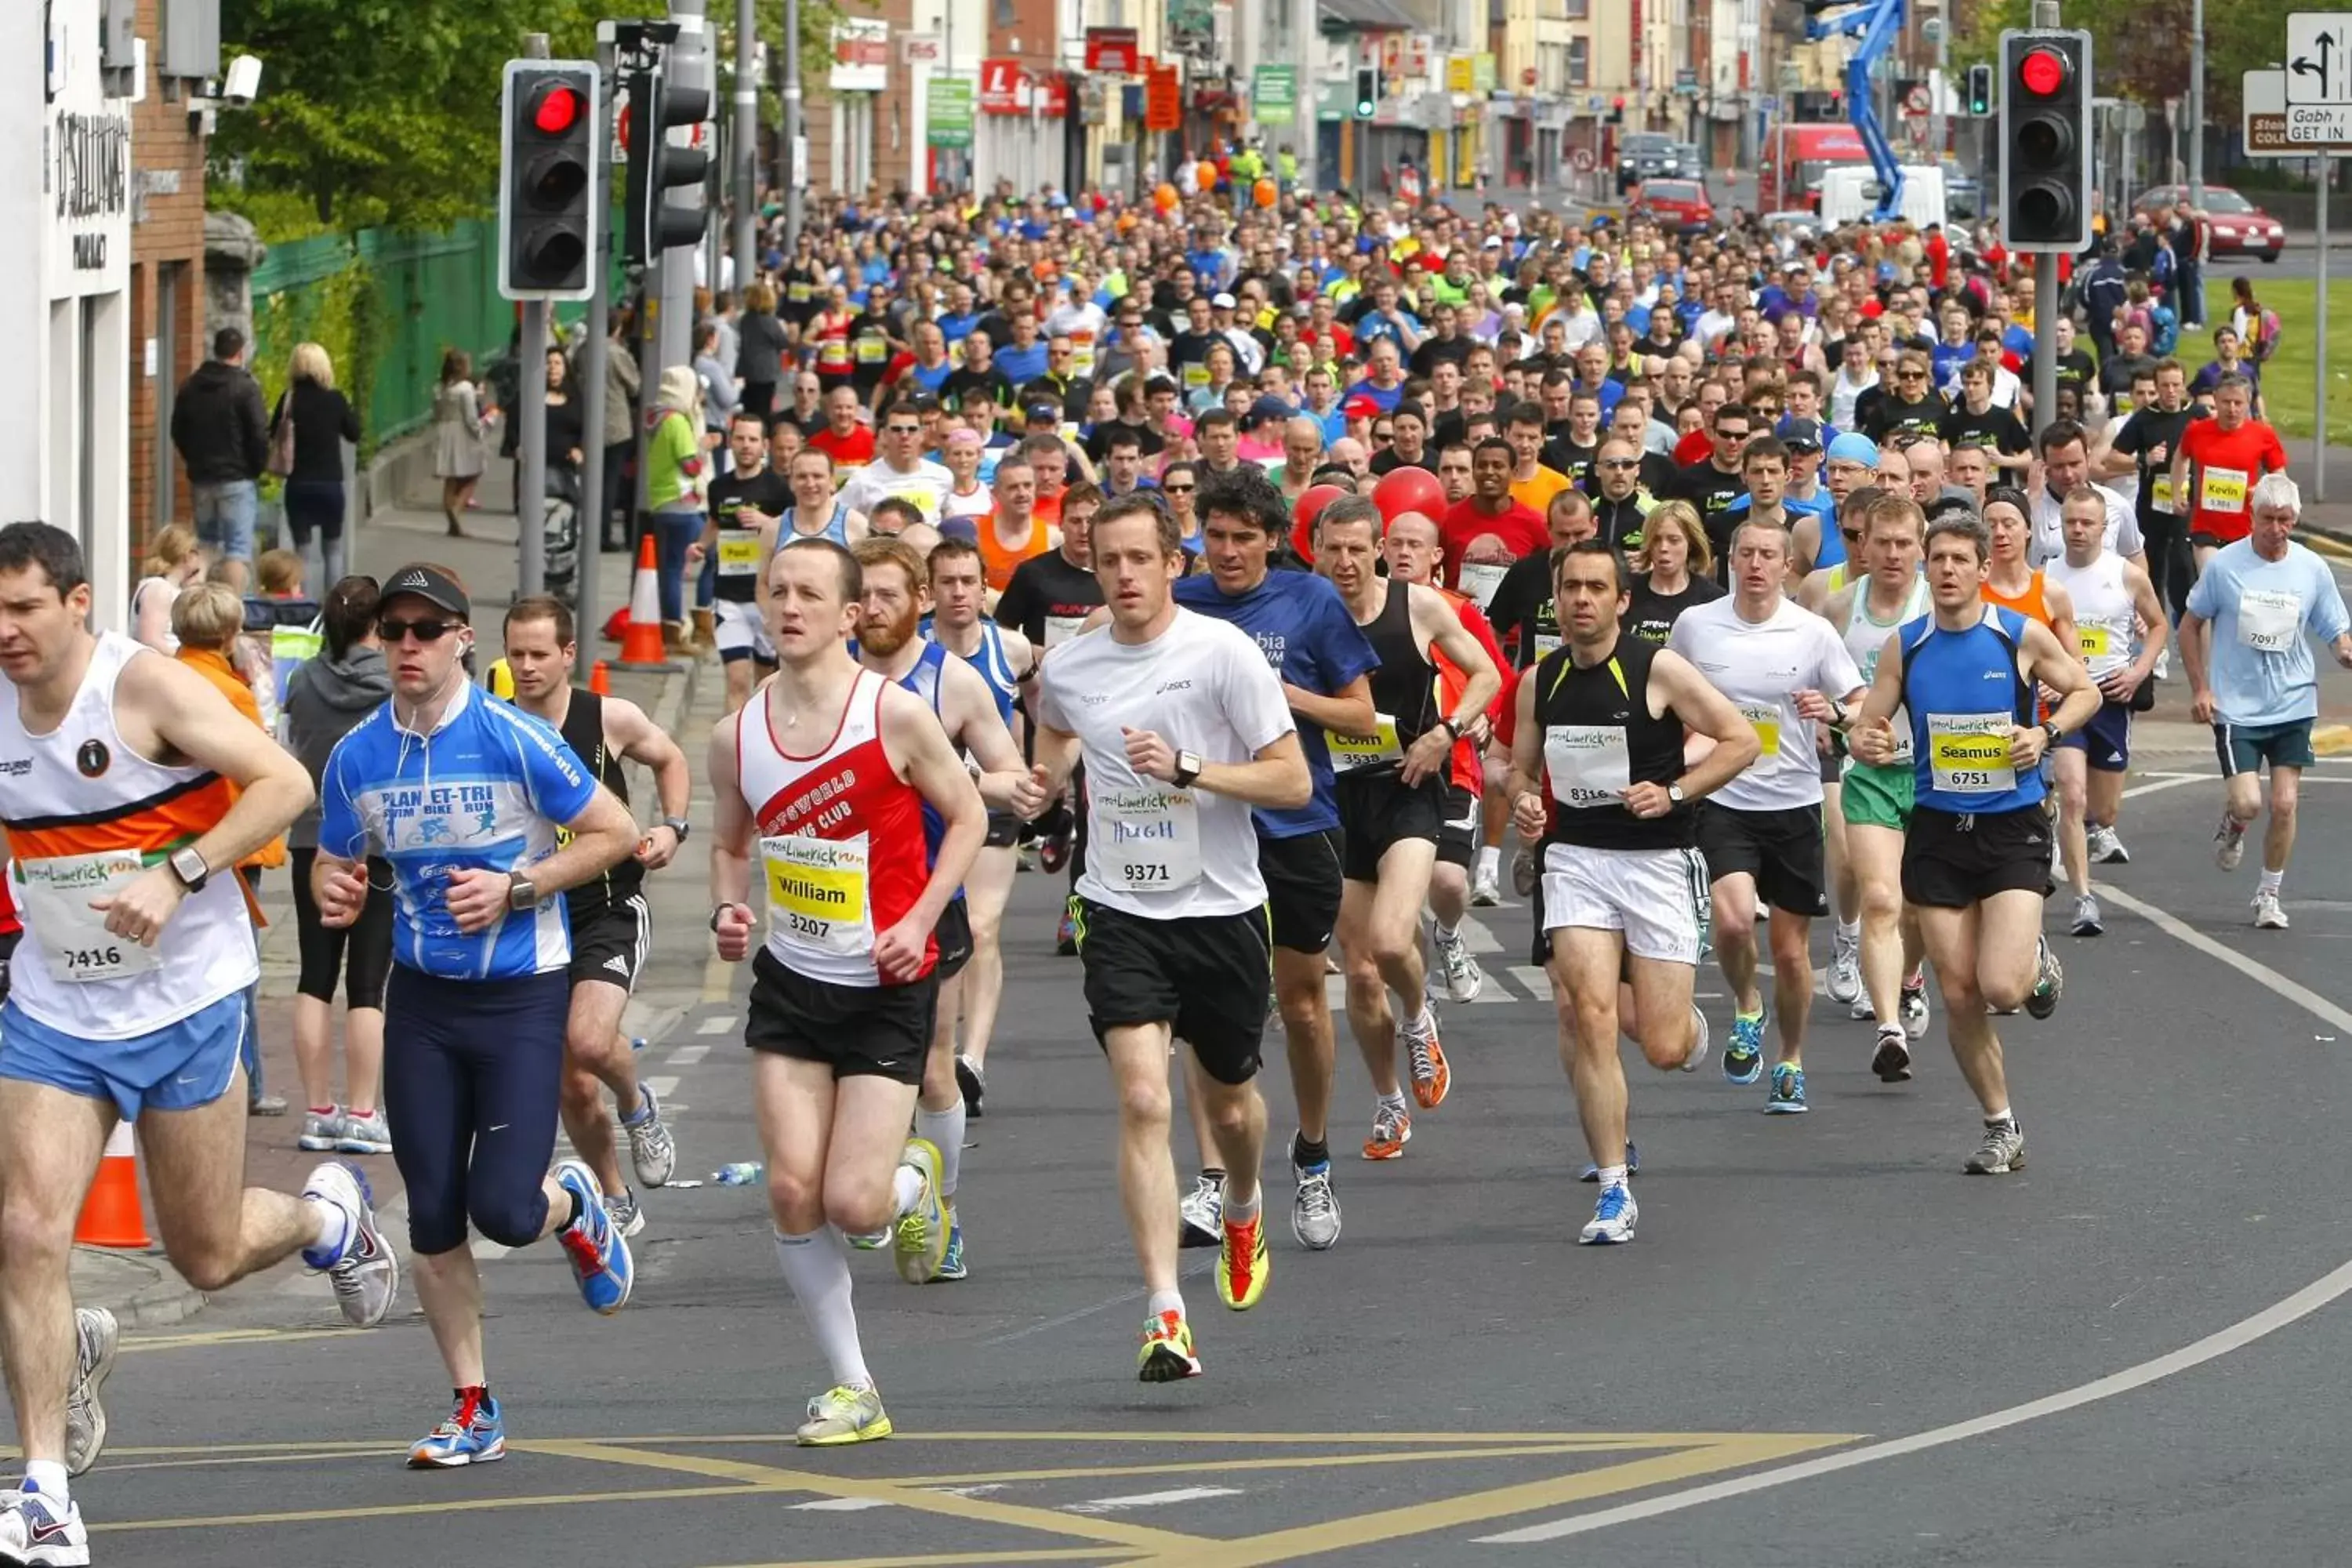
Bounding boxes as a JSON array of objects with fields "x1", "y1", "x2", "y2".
[
  {"x1": 1137, "y1": 1309, "x2": 1201, "y2": 1381},
  {"x1": 1404, "y1": 1011, "x2": 1450, "y2": 1109},
  {"x1": 1361, "y1": 1101, "x2": 1412, "y2": 1160},
  {"x1": 1216, "y1": 1210, "x2": 1269, "y2": 1310}
]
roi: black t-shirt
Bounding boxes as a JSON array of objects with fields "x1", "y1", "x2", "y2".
[
  {"x1": 2108, "y1": 401, "x2": 2208, "y2": 528},
  {"x1": 1084, "y1": 419, "x2": 1167, "y2": 463},
  {"x1": 1369, "y1": 448, "x2": 1439, "y2": 477},
  {"x1": 1542, "y1": 437, "x2": 1599, "y2": 493},
  {"x1": 993, "y1": 550, "x2": 1105, "y2": 648},
  {"x1": 706, "y1": 467, "x2": 792, "y2": 526},
  {"x1": 1168, "y1": 330, "x2": 1221, "y2": 379},
  {"x1": 1409, "y1": 334, "x2": 1474, "y2": 380},
  {"x1": 1937, "y1": 402, "x2": 2031, "y2": 458},
  {"x1": 1624, "y1": 572, "x2": 1725, "y2": 646},
  {"x1": 1484, "y1": 552, "x2": 1559, "y2": 669},
  {"x1": 1667, "y1": 459, "x2": 1750, "y2": 579},
  {"x1": 849, "y1": 310, "x2": 896, "y2": 394},
  {"x1": 943, "y1": 365, "x2": 1014, "y2": 413},
  {"x1": 1864, "y1": 394, "x2": 1948, "y2": 444},
  {"x1": 2099, "y1": 353, "x2": 2157, "y2": 401},
  {"x1": 2028, "y1": 348, "x2": 2098, "y2": 397}
]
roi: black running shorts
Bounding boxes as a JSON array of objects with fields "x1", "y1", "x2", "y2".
[{"x1": 1074, "y1": 899, "x2": 1272, "y2": 1085}]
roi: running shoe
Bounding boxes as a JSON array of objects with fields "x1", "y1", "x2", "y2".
[
  {"x1": 1217, "y1": 1209, "x2": 1269, "y2": 1310},
  {"x1": 1138, "y1": 1309, "x2": 1201, "y2": 1382},
  {"x1": 1178, "y1": 1173, "x2": 1222, "y2": 1247},
  {"x1": 1681, "y1": 1004, "x2": 1711, "y2": 1072},
  {"x1": 1510, "y1": 848, "x2": 1539, "y2": 898},
  {"x1": 1722, "y1": 1007, "x2": 1766, "y2": 1085},
  {"x1": 955, "y1": 1054, "x2": 985, "y2": 1119},
  {"x1": 335, "y1": 1109, "x2": 393, "y2": 1156},
  {"x1": 301, "y1": 1160, "x2": 399, "y2": 1329},
  {"x1": 1578, "y1": 1181, "x2": 1637, "y2": 1245},
  {"x1": 1432, "y1": 921, "x2": 1484, "y2": 1002},
  {"x1": 1965, "y1": 1118, "x2": 2027, "y2": 1175},
  {"x1": 2253, "y1": 890, "x2": 2290, "y2": 930},
  {"x1": 1471, "y1": 866, "x2": 1503, "y2": 906},
  {"x1": 935, "y1": 1207, "x2": 967, "y2": 1281},
  {"x1": 621, "y1": 1083, "x2": 677, "y2": 1189},
  {"x1": 1900, "y1": 973, "x2": 1932, "y2": 1040},
  {"x1": 1871, "y1": 1024, "x2": 1913, "y2": 1083},
  {"x1": 64, "y1": 1307, "x2": 115, "y2": 1478},
  {"x1": 2088, "y1": 824, "x2": 2131, "y2": 864},
  {"x1": 1056, "y1": 897, "x2": 1080, "y2": 956},
  {"x1": 0, "y1": 1484, "x2": 85, "y2": 1565},
  {"x1": 1362, "y1": 1102, "x2": 1413, "y2": 1160},
  {"x1": 1766, "y1": 1062, "x2": 1809, "y2": 1114},
  {"x1": 1825, "y1": 929, "x2": 1862, "y2": 1005},
  {"x1": 2215, "y1": 814, "x2": 2249, "y2": 871},
  {"x1": 1849, "y1": 989, "x2": 1876, "y2": 1021},
  {"x1": 1290, "y1": 1160, "x2": 1341, "y2": 1250},
  {"x1": 797, "y1": 1383, "x2": 892, "y2": 1446},
  {"x1": 1577, "y1": 1142, "x2": 1639, "y2": 1182},
  {"x1": 2026, "y1": 936, "x2": 2063, "y2": 1020},
  {"x1": 2071, "y1": 893, "x2": 2103, "y2": 938},
  {"x1": 552, "y1": 1159, "x2": 634, "y2": 1315},
  {"x1": 1403, "y1": 1009, "x2": 1450, "y2": 1109},
  {"x1": 408, "y1": 1388, "x2": 505, "y2": 1468},
  {"x1": 891, "y1": 1138, "x2": 950, "y2": 1285},
  {"x1": 298, "y1": 1107, "x2": 342, "y2": 1152},
  {"x1": 606, "y1": 1188, "x2": 644, "y2": 1240}
]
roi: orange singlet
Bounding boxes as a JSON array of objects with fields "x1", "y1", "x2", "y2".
[{"x1": 978, "y1": 512, "x2": 1053, "y2": 591}]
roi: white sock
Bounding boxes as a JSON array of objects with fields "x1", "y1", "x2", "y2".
[
  {"x1": 307, "y1": 1192, "x2": 352, "y2": 1261},
  {"x1": 916, "y1": 1102, "x2": 966, "y2": 1200},
  {"x1": 1223, "y1": 1182, "x2": 1261, "y2": 1223},
  {"x1": 1377, "y1": 1089, "x2": 1408, "y2": 1115},
  {"x1": 1595, "y1": 1164, "x2": 1627, "y2": 1189},
  {"x1": 1433, "y1": 915, "x2": 1459, "y2": 940},
  {"x1": 2259, "y1": 869, "x2": 2284, "y2": 896},
  {"x1": 1985, "y1": 1106, "x2": 2015, "y2": 1127},
  {"x1": 773, "y1": 1229, "x2": 870, "y2": 1389},
  {"x1": 1475, "y1": 844, "x2": 1501, "y2": 879},
  {"x1": 1838, "y1": 918, "x2": 1860, "y2": 943},
  {"x1": 22, "y1": 1460, "x2": 67, "y2": 1506},
  {"x1": 891, "y1": 1162, "x2": 926, "y2": 1219},
  {"x1": 1147, "y1": 1288, "x2": 1185, "y2": 1319}
]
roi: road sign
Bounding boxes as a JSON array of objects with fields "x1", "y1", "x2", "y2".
[
  {"x1": 2292, "y1": 103, "x2": 2352, "y2": 140},
  {"x1": 1254, "y1": 64, "x2": 1298, "y2": 125},
  {"x1": 2246, "y1": 65, "x2": 2352, "y2": 152},
  {"x1": 1570, "y1": 147, "x2": 1595, "y2": 172},
  {"x1": 2288, "y1": 13, "x2": 2352, "y2": 103}
]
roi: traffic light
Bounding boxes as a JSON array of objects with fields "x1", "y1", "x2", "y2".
[
  {"x1": 622, "y1": 66, "x2": 711, "y2": 267},
  {"x1": 497, "y1": 60, "x2": 601, "y2": 301},
  {"x1": 1998, "y1": 29, "x2": 2092, "y2": 252},
  {"x1": 1966, "y1": 62, "x2": 1991, "y2": 117},
  {"x1": 1354, "y1": 67, "x2": 1377, "y2": 118}
]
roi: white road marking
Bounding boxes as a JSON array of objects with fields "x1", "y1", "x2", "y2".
[
  {"x1": 1508, "y1": 965, "x2": 1552, "y2": 997},
  {"x1": 697, "y1": 1015, "x2": 734, "y2": 1035},
  {"x1": 665, "y1": 1044, "x2": 709, "y2": 1066},
  {"x1": 1455, "y1": 916, "x2": 1504, "y2": 954},
  {"x1": 2121, "y1": 775, "x2": 2209, "y2": 801},
  {"x1": 1479, "y1": 877, "x2": 2352, "y2": 1548},
  {"x1": 1064, "y1": 1486, "x2": 1243, "y2": 1514},
  {"x1": 644, "y1": 1076, "x2": 679, "y2": 1099},
  {"x1": 792, "y1": 1497, "x2": 891, "y2": 1512}
]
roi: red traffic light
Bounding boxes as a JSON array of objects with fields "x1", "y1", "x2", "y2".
[
  {"x1": 2018, "y1": 45, "x2": 2067, "y2": 96},
  {"x1": 532, "y1": 84, "x2": 585, "y2": 136}
]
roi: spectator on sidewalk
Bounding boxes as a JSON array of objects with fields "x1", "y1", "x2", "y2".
[
  {"x1": 601, "y1": 306, "x2": 641, "y2": 554},
  {"x1": 735, "y1": 281, "x2": 789, "y2": 427},
  {"x1": 645, "y1": 364, "x2": 713, "y2": 653},
  {"x1": 170, "y1": 326, "x2": 269, "y2": 592},
  {"x1": 270, "y1": 341, "x2": 362, "y2": 588},
  {"x1": 131, "y1": 522, "x2": 208, "y2": 655},
  {"x1": 434, "y1": 350, "x2": 488, "y2": 539}
]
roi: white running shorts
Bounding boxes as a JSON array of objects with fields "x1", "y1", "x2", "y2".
[{"x1": 1540, "y1": 843, "x2": 1708, "y2": 966}]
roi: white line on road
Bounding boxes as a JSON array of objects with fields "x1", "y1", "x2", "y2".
[
  {"x1": 1456, "y1": 916, "x2": 1504, "y2": 955},
  {"x1": 665, "y1": 1045, "x2": 708, "y2": 1067},
  {"x1": 2097, "y1": 886, "x2": 2352, "y2": 1035},
  {"x1": 1064, "y1": 1486, "x2": 1243, "y2": 1514},
  {"x1": 696, "y1": 1015, "x2": 734, "y2": 1035},
  {"x1": 792, "y1": 1497, "x2": 892, "y2": 1512},
  {"x1": 2121, "y1": 775, "x2": 2209, "y2": 801},
  {"x1": 644, "y1": 1076, "x2": 679, "y2": 1100}
]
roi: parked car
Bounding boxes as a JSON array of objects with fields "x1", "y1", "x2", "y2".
[
  {"x1": 1634, "y1": 179, "x2": 1716, "y2": 234},
  {"x1": 1940, "y1": 158, "x2": 1980, "y2": 220},
  {"x1": 1617, "y1": 132, "x2": 1681, "y2": 194},
  {"x1": 2132, "y1": 184, "x2": 2287, "y2": 262},
  {"x1": 1672, "y1": 141, "x2": 1704, "y2": 176}
]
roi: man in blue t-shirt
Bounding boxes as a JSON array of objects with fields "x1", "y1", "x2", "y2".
[
  {"x1": 314, "y1": 563, "x2": 642, "y2": 1468},
  {"x1": 1167, "y1": 472, "x2": 1377, "y2": 1254}
]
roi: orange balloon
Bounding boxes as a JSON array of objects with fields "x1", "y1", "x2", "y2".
[
  {"x1": 1154, "y1": 182, "x2": 1179, "y2": 212},
  {"x1": 1253, "y1": 177, "x2": 1279, "y2": 209},
  {"x1": 1197, "y1": 160, "x2": 1219, "y2": 191}
]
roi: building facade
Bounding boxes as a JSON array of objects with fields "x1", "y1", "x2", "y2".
[{"x1": 127, "y1": 0, "x2": 213, "y2": 546}]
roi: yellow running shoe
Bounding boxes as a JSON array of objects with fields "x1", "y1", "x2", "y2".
[
  {"x1": 893, "y1": 1138, "x2": 949, "y2": 1283},
  {"x1": 1137, "y1": 1309, "x2": 1201, "y2": 1382},
  {"x1": 796, "y1": 1383, "x2": 893, "y2": 1445},
  {"x1": 1216, "y1": 1210, "x2": 1269, "y2": 1310}
]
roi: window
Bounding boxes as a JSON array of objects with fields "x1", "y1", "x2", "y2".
[
  {"x1": 1567, "y1": 37, "x2": 1589, "y2": 86},
  {"x1": 1565, "y1": 0, "x2": 1589, "y2": 16}
]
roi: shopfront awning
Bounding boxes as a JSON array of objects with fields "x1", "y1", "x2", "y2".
[{"x1": 1319, "y1": 0, "x2": 1425, "y2": 33}]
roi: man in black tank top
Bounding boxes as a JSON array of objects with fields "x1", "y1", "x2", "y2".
[
  {"x1": 1312, "y1": 499, "x2": 1500, "y2": 1160},
  {"x1": 1503, "y1": 541, "x2": 1761, "y2": 1247},
  {"x1": 503, "y1": 599, "x2": 695, "y2": 1237}
]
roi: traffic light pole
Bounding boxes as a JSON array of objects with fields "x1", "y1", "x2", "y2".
[
  {"x1": 732, "y1": 0, "x2": 757, "y2": 289},
  {"x1": 517, "y1": 33, "x2": 551, "y2": 599},
  {"x1": 783, "y1": 0, "x2": 804, "y2": 250},
  {"x1": 575, "y1": 26, "x2": 619, "y2": 641},
  {"x1": 2032, "y1": 253, "x2": 2059, "y2": 434}
]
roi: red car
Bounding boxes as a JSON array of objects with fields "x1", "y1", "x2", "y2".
[
  {"x1": 1634, "y1": 179, "x2": 1715, "y2": 235},
  {"x1": 2132, "y1": 184, "x2": 2287, "y2": 263}
]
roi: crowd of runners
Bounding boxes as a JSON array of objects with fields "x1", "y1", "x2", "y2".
[{"x1": 0, "y1": 183, "x2": 2349, "y2": 1563}]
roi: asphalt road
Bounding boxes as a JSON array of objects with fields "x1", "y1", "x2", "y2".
[{"x1": 66, "y1": 721, "x2": 2352, "y2": 1566}]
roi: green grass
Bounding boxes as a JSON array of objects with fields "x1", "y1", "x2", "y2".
[{"x1": 2245, "y1": 279, "x2": 2352, "y2": 447}]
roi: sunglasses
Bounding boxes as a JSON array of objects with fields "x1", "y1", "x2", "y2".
[
  {"x1": 885, "y1": 424, "x2": 922, "y2": 436},
  {"x1": 379, "y1": 618, "x2": 459, "y2": 644},
  {"x1": 1163, "y1": 482, "x2": 1196, "y2": 494}
]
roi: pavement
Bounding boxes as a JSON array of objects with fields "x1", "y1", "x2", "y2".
[{"x1": 49, "y1": 522, "x2": 2352, "y2": 1562}]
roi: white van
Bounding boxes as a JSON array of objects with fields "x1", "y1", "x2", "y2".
[{"x1": 1817, "y1": 164, "x2": 1948, "y2": 229}]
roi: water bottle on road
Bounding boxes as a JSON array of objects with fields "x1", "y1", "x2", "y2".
[{"x1": 713, "y1": 1163, "x2": 764, "y2": 1186}]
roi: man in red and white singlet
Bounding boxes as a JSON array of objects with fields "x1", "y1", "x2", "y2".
[{"x1": 707, "y1": 536, "x2": 984, "y2": 1448}]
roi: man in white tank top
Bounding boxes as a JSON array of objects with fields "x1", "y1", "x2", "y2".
[
  {"x1": 2045, "y1": 487, "x2": 2169, "y2": 937},
  {"x1": 0, "y1": 524, "x2": 397, "y2": 1560}
]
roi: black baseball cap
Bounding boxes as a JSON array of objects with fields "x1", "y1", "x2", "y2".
[
  {"x1": 1778, "y1": 416, "x2": 1825, "y2": 453},
  {"x1": 379, "y1": 563, "x2": 470, "y2": 619},
  {"x1": 1024, "y1": 401, "x2": 1063, "y2": 424}
]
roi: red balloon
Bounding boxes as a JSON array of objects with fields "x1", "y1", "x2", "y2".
[
  {"x1": 1290, "y1": 483, "x2": 1349, "y2": 563},
  {"x1": 1371, "y1": 465, "x2": 1446, "y2": 528}
]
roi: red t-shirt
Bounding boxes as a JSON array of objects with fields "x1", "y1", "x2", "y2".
[
  {"x1": 2177, "y1": 417, "x2": 2288, "y2": 545},
  {"x1": 1435, "y1": 590, "x2": 1512, "y2": 795},
  {"x1": 808, "y1": 424, "x2": 877, "y2": 470},
  {"x1": 1440, "y1": 498, "x2": 1547, "y2": 584}
]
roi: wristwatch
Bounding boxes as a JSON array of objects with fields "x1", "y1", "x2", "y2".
[
  {"x1": 168, "y1": 845, "x2": 209, "y2": 895},
  {"x1": 1667, "y1": 783, "x2": 1687, "y2": 804},
  {"x1": 662, "y1": 815, "x2": 692, "y2": 843},
  {"x1": 1172, "y1": 750, "x2": 1203, "y2": 789},
  {"x1": 709, "y1": 902, "x2": 742, "y2": 932},
  {"x1": 2042, "y1": 720, "x2": 2064, "y2": 750},
  {"x1": 506, "y1": 873, "x2": 540, "y2": 912}
]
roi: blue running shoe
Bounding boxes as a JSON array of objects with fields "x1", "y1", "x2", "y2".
[
  {"x1": 1766, "y1": 1062, "x2": 1809, "y2": 1114},
  {"x1": 1577, "y1": 1142, "x2": 1639, "y2": 1182},
  {"x1": 408, "y1": 1389, "x2": 505, "y2": 1468},
  {"x1": 1722, "y1": 1008, "x2": 1766, "y2": 1085},
  {"x1": 1578, "y1": 1182, "x2": 1638, "y2": 1244},
  {"x1": 935, "y1": 1207, "x2": 967, "y2": 1282},
  {"x1": 553, "y1": 1159, "x2": 633, "y2": 1316}
]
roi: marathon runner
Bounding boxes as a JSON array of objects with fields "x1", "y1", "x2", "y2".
[
  {"x1": 2171, "y1": 374, "x2": 2288, "y2": 579},
  {"x1": 706, "y1": 537, "x2": 985, "y2": 1443},
  {"x1": 700, "y1": 409, "x2": 790, "y2": 713},
  {"x1": 500, "y1": 597, "x2": 690, "y2": 1238},
  {"x1": 314, "y1": 563, "x2": 640, "y2": 1467},
  {"x1": 1025, "y1": 492, "x2": 1312, "y2": 1380}
]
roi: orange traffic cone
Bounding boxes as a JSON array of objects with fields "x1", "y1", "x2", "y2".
[
  {"x1": 588, "y1": 659, "x2": 611, "y2": 695},
  {"x1": 76, "y1": 1121, "x2": 151, "y2": 1250},
  {"x1": 616, "y1": 532, "x2": 669, "y2": 670}
]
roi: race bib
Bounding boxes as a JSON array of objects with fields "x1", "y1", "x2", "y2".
[
  {"x1": 1093, "y1": 786, "x2": 1202, "y2": 891},
  {"x1": 1327, "y1": 713, "x2": 1403, "y2": 772},
  {"x1": 818, "y1": 340, "x2": 851, "y2": 369},
  {"x1": 2201, "y1": 465, "x2": 2249, "y2": 514},
  {"x1": 1544, "y1": 724, "x2": 1632, "y2": 808},
  {"x1": 717, "y1": 532, "x2": 764, "y2": 576},
  {"x1": 2078, "y1": 624, "x2": 2111, "y2": 659},
  {"x1": 2238, "y1": 588, "x2": 2302, "y2": 654},
  {"x1": 1738, "y1": 701, "x2": 1783, "y2": 758},
  {"x1": 2151, "y1": 474, "x2": 2176, "y2": 513},
  {"x1": 761, "y1": 835, "x2": 873, "y2": 957},
  {"x1": 1926, "y1": 712, "x2": 2017, "y2": 795},
  {"x1": 1456, "y1": 561, "x2": 1508, "y2": 609},
  {"x1": 1534, "y1": 632, "x2": 1563, "y2": 661},
  {"x1": 1044, "y1": 613, "x2": 1087, "y2": 648},
  {"x1": 786, "y1": 281, "x2": 813, "y2": 304},
  {"x1": 19, "y1": 851, "x2": 161, "y2": 984},
  {"x1": 884, "y1": 481, "x2": 942, "y2": 522},
  {"x1": 855, "y1": 337, "x2": 888, "y2": 365},
  {"x1": 1181, "y1": 363, "x2": 1210, "y2": 388}
]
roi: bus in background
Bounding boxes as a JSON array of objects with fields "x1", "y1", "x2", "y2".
[{"x1": 1759, "y1": 121, "x2": 1870, "y2": 212}]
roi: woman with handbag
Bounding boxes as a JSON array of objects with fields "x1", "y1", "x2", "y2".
[
  {"x1": 432, "y1": 350, "x2": 486, "y2": 538},
  {"x1": 270, "y1": 342, "x2": 362, "y2": 586}
]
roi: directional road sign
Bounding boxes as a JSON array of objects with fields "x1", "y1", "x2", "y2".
[{"x1": 2288, "y1": 13, "x2": 2352, "y2": 103}]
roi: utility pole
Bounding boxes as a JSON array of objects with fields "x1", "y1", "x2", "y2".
[
  {"x1": 2028, "y1": 0, "x2": 2062, "y2": 435},
  {"x1": 517, "y1": 31, "x2": 552, "y2": 597},
  {"x1": 783, "y1": 0, "x2": 804, "y2": 249},
  {"x1": 2187, "y1": 0, "x2": 2204, "y2": 211},
  {"x1": 575, "y1": 23, "x2": 618, "y2": 641},
  {"x1": 662, "y1": 0, "x2": 709, "y2": 374},
  {"x1": 733, "y1": 0, "x2": 757, "y2": 289}
]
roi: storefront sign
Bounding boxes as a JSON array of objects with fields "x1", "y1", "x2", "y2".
[
  {"x1": 1145, "y1": 62, "x2": 1182, "y2": 130},
  {"x1": 1086, "y1": 27, "x2": 1140, "y2": 74},
  {"x1": 1254, "y1": 64, "x2": 1298, "y2": 125},
  {"x1": 930, "y1": 77, "x2": 974, "y2": 147},
  {"x1": 829, "y1": 19, "x2": 890, "y2": 93}
]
